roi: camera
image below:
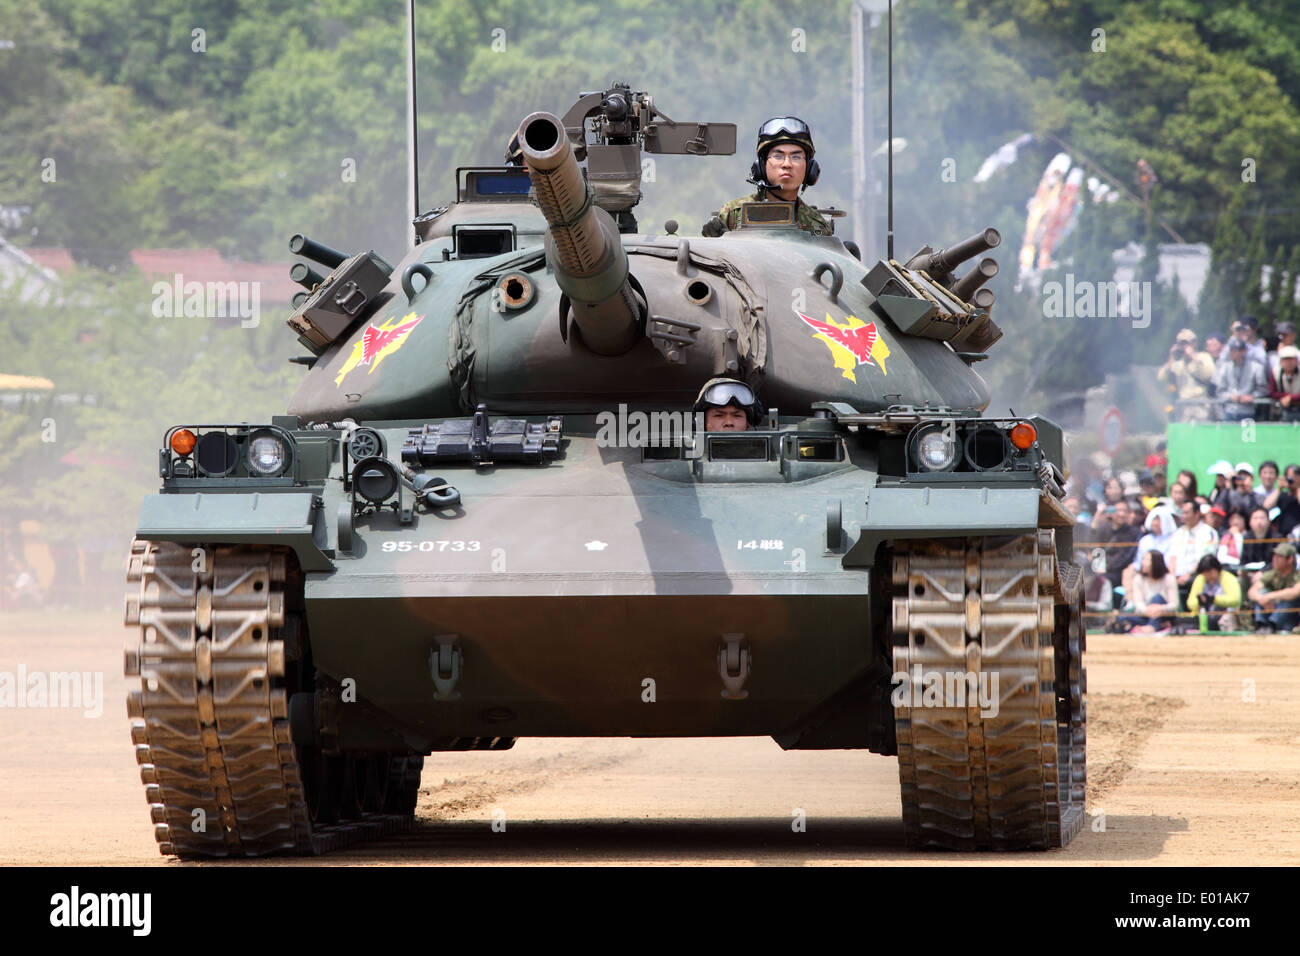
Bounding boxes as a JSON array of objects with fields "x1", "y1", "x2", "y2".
[{"x1": 1197, "y1": 592, "x2": 1214, "y2": 610}]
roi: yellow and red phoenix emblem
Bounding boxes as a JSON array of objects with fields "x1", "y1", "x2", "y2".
[
  {"x1": 797, "y1": 311, "x2": 890, "y2": 382},
  {"x1": 334, "y1": 312, "x2": 425, "y2": 387}
]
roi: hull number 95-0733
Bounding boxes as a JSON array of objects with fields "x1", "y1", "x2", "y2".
[{"x1": 381, "y1": 540, "x2": 481, "y2": 552}]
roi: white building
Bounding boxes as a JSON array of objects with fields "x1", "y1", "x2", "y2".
[
  {"x1": 0, "y1": 235, "x2": 60, "y2": 305},
  {"x1": 1111, "y1": 242, "x2": 1211, "y2": 311}
]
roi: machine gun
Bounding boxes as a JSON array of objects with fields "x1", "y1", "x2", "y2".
[{"x1": 554, "y1": 82, "x2": 736, "y2": 232}]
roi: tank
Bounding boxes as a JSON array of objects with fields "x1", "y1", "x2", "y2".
[{"x1": 123, "y1": 84, "x2": 1085, "y2": 856}]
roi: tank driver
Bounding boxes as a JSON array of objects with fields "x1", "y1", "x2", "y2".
[{"x1": 695, "y1": 377, "x2": 764, "y2": 431}]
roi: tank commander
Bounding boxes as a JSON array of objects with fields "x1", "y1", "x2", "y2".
[
  {"x1": 695, "y1": 377, "x2": 764, "y2": 432},
  {"x1": 702, "y1": 117, "x2": 832, "y2": 238}
]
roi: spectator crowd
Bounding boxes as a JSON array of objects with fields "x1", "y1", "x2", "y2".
[
  {"x1": 1064, "y1": 455, "x2": 1300, "y2": 635},
  {"x1": 1159, "y1": 317, "x2": 1300, "y2": 422}
]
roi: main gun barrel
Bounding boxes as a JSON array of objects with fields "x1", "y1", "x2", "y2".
[{"x1": 518, "y1": 111, "x2": 642, "y2": 355}]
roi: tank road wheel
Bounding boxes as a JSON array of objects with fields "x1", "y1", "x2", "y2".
[
  {"x1": 890, "y1": 531, "x2": 1087, "y2": 850},
  {"x1": 359, "y1": 754, "x2": 392, "y2": 814},
  {"x1": 302, "y1": 751, "x2": 345, "y2": 826},
  {"x1": 124, "y1": 540, "x2": 422, "y2": 856},
  {"x1": 385, "y1": 754, "x2": 424, "y2": 815},
  {"x1": 338, "y1": 756, "x2": 367, "y2": 821}
]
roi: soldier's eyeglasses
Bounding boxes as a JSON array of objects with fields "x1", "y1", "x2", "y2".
[{"x1": 767, "y1": 151, "x2": 806, "y2": 166}]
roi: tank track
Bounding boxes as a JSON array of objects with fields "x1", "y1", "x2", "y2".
[
  {"x1": 891, "y1": 530, "x2": 1086, "y2": 849},
  {"x1": 124, "y1": 540, "x2": 423, "y2": 857}
]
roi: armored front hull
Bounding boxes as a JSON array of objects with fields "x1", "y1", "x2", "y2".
[
  {"x1": 125, "y1": 410, "x2": 1084, "y2": 855},
  {"x1": 298, "y1": 428, "x2": 876, "y2": 743}
]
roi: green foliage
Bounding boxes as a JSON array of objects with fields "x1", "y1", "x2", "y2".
[
  {"x1": 1198, "y1": 188, "x2": 1248, "y2": 323},
  {"x1": 1242, "y1": 210, "x2": 1267, "y2": 311},
  {"x1": 0, "y1": 271, "x2": 298, "y2": 552},
  {"x1": 951, "y1": 1, "x2": 1300, "y2": 247},
  {"x1": 6, "y1": 0, "x2": 1300, "y2": 425},
  {"x1": 9, "y1": 0, "x2": 1300, "y2": 261}
]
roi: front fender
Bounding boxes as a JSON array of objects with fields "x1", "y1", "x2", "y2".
[
  {"x1": 135, "y1": 491, "x2": 335, "y2": 572},
  {"x1": 844, "y1": 485, "x2": 1062, "y2": 567}
]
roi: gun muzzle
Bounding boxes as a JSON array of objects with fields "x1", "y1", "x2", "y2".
[
  {"x1": 290, "y1": 234, "x2": 348, "y2": 270},
  {"x1": 518, "y1": 111, "x2": 641, "y2": 355},
  {"x1": 290, "y1": 262, "x2": 324, "y2": 290},
  {"x1": 950, "y1": 257, "x2": 999, "y2": 301}
]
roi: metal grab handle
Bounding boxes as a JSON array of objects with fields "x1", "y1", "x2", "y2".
[
  {"x1": 421, "y1": 483, "x2": 461, "y2": 508},
  {"x1": 401, "y1": 262, "x2": 434, "y2": 300},
  {"x1": 810, "y1": 261, "x2": 843, "y2": 303}
]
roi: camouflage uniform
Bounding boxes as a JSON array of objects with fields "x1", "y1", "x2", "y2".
[
  {"x1": 1257, "y1": 565, "x2": 1300, "y2": 593},
  {"x1": 717, "y1": 189, "x2": 833, "y2": 237}
]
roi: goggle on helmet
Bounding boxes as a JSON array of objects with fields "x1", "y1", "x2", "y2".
[
  {"x1": 693, "y1": 378, "x2": 765, "y2": 425},
  {"x1": 756, "y1": 116, "x2": 815, "y2": 159}
]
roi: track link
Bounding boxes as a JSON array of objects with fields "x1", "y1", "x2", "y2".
[
  {"x1": 124, "y1": 540, "x2": 421, "y2": 857},
  {"x1": 891, "y1": 531, "x2": 1086, "y2": 849}
]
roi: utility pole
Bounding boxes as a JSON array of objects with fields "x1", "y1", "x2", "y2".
[
  {"x1": 852, "y1": 1, "x2": 891, "y2": 263},
  {"x1": 851, "y1": 2, "x2": 868, "y2": 261},
  {"x1": 406, "y1": 0, "x2": 420, "y2": 246}
]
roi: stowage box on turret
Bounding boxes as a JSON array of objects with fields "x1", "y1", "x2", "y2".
[{"x1": 123, "y1": 83, "x2": 1085, "y2": 857}]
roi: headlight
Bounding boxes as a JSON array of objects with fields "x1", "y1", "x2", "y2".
[
  {"x1": 195, "y1": 431, "x2": 239, "y2": 476},
  {"x1": 247, "y1": 430, "x2": 289, "y2": 476},
  {"x1": 353, "y1": 456, "x2": 399, "y2": 503},
  {"x1": 964, "y1": 426, "x2": 1010, "y2": 471},
  {"x1": 916, "y1": 426, "x2": 957, "y2": 471}
]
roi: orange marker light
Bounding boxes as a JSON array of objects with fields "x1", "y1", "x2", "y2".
[
  {"x1": 1009, "y1": 422, "x2": 1036, "y2": 450},
  {"x1": 171, "y1": 429, "x2": 197, "y2": 455}
]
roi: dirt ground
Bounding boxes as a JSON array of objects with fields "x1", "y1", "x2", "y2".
[{"x1": 1, "y1": 609, "x2": 1297, "y2": 866}]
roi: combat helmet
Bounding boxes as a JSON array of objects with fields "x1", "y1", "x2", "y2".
[
  {"x1": 693, "y1": 377, "x2": 765, "y2": 425},
  {"x1": 750, "y1": 116, "x2": 820, "y2": 187}
]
